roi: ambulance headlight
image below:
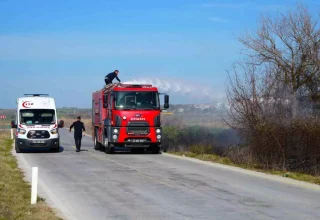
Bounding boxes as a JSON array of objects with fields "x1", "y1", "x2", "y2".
[
  {"x1": 157, "y1": 135, "x2": 161, "y2": 139},
  {"x1": 156, "y1": 129, "x2": 161, "y2": 134},
  {"x1": 17, "y1": 128, "x2": 26, "y2": 134},
  {"x1": 113, "y1": 129, "x2": 119, "y2": 134},
  {"x1": 113, "y1": 135, "x2": 118, "y2": 140},
  {"x1": 51, "y1": 128, "x2": 58, "y2": 134}
]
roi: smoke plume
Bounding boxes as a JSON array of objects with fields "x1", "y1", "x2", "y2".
[{"x1": 123, "y1": 78, "x2": 225, "y2": 102}]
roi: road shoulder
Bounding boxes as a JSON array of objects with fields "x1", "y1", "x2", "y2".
[
  {"x1": 163, "y1": 152, "x2": 320, "y2": 191},
  {"x1": 12, "y1": 141, "x2": 74, "y2": 220}
]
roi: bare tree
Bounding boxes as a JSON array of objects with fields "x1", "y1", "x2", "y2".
[
  {"x1": 225, "y1": 3, "x2": 320, "y2": 173},
  {"x1": 238, "y1": 3, "x2": 320, "y2": 115}
]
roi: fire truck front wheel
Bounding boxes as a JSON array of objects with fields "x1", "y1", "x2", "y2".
[
  {"x1": 150, "y1": 144, "x2": 160, "y2": 154},
  {"x1": 94, "y1": 133, "x2": 102, "y2": 150},
  {"x1": 105, "y1": 143, "x2": 114, "y2": 154}
]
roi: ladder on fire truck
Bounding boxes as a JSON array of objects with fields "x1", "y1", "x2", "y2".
[
  {"x1": 103, "y1": 83, "x2": 118, "y2": 94},
  {"x1": 102, "y1": 83, "x2": 153, "y2": 94}
]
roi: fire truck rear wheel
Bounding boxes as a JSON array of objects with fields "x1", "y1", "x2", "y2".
[{"x1": 94, "y1": 134, "x2": 101, "y2": 150}]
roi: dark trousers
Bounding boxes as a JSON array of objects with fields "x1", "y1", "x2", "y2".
[
  {"x1": 75, "y1": 137, "x2": 82, "y2": 150},
  {"x1": 105, "y1": 78, "x2": 111, "y2": 85}
]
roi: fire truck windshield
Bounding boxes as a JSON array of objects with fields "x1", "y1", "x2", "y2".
[
  {"x1": 19, "y1": 109, "x2": 56, "y2": 125},
  {"x1": 115, "y1": 91, "x2": 160, "y2": 110}
]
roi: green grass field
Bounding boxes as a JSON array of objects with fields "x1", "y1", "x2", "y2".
[{"x1": 0, "y1": 130, "x2": 61, "y2": 220}]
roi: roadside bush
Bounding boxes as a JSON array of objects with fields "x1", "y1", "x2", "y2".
[
  {"x1": 161, "y1": 125, "x2": 181, "y2": 152},
  {"x1": 162, "y1": 124, "x2": 240, "y2": 155},
  {"x1": 161, "y1": 115, "x2": 184, "y2": 128},
  {"x1": 249, "y1": 117, "x2": 320, "y2": 174},
  {"x1": 225, "y1": 4, "x2": 320, "y2": 175},
  {"x1": 189, "y1": 144, "x2": 213, "y2": 154},
  {"x1": 224, "y1": 145, "x2": 255, "y2": 167}
]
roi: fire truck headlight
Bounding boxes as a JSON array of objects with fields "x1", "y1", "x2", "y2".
[
  {"x1": 156, "y1": 129, "x2": 161, "y2": 134},
  {"x1": 113, "y1": 129, "x2": 118, "y2": 134},
  {"x1": 113, "y1": 135, "x2": 118, "y2": 140},
  {"x1": 157, "y1": 135, "x2": 161, "y2": 139},
  {"x1": 51, "y1": 128, "x2": 58, "y2": 134}
]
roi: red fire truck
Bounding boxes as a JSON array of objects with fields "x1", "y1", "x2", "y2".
[{"x1": 92, "y1": 83, "x2": 169, "y2": 154}]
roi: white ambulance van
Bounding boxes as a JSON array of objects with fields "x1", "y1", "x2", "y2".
[{"x1": 10, "y1": 94, "x2": 64, "y2": 153}]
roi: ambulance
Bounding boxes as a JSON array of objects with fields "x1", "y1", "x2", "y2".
[{"x1": 11, "y1": 94, "x2": 64, "y2": 153}]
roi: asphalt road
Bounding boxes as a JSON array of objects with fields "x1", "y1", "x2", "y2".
[{"x1": 13, "y1": 129, "x2": 320, "y2": 220}]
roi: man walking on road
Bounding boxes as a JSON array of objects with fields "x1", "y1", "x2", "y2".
[
  {"x1": 105, "y1": 70, "x2": 121, "y2": 86},
  {"x1": 69, "y1": 116, "x2": 86, "y2": 152}
]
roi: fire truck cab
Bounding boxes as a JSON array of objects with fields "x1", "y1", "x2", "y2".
[{"x1": 92, "y1": 83, "x2": 169, "y2": 154}]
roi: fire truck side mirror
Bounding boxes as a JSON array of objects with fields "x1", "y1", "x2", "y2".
[
  {"x1": 11, "y1": 120, "x2": 17, "y2": 129},
  {"x1": 164, "y1": 95, "x2": 169, "y2": 109}
]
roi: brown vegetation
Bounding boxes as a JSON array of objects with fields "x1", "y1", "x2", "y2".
[
  {"x1": 60, "y1": 117, "x2": 92, "y2": 136},
  {"x1": 225, "y1": 3, "x2": 320, "y2": 175},
  {"x1": 161, "y1": 115, "x2": 240, "y2": 154}
]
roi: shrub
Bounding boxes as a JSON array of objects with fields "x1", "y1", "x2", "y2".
[
  {"x1": 250, "y1": 117, "x2": 320, "y2": 174},
  {"x1": 189, "y1": 144, "x2": 212, "y2": 154},
  {"x1": 162, "y1": 124, "x2": 241, "y2": 155},
  {"x1": 225, "y1": 4, "x2": 320, "y2": 175}
]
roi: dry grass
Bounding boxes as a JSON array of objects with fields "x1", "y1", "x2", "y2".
[
  {"x1": 0, "y1": 131, "x2": 62, "y2": 220},
  {"x1": 170, "y1": 151, "x2": 320, "y2": 185},
  {"x1": 171, "y1": 152, "x2": 234, "y2": 166},
  {"x1": 0, "y1": 120, "x2": 10, "y2": 128},
  {"x1": 60, "y1": 117, "x2": 92, "y2": 136}
]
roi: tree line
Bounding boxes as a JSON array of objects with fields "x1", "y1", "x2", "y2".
[{"x1": 225, "y1": 3, "x2": 320, "y2": 175}]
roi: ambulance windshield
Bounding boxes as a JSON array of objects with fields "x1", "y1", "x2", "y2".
[
  {"x1": 19, "y1": 109, "x2": 56, "y2": 125},
  {"x1": 115, "y1": 91, "x2": 160, "y2": 110}
]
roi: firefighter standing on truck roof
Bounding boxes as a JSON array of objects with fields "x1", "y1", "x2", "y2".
[
  {"x1": 69, "y1": 116, "x2": 86, "y2": 152},
  {"x1": 105, "y1": 70, "x2": 121, "y2": 86}
]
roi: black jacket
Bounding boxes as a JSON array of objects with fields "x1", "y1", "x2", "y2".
[
  {"x1": 105, "y1": 72, "x2": 121, "y2": 82},
  {"x1": 70, "y1": 121, "x2": 85, "y2": 138}
]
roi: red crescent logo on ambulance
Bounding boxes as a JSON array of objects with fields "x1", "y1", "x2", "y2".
[{"x1": 22, "y1": 101, "x2": 33, "y2": 108}]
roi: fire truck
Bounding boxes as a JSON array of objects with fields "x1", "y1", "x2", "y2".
[{"x1": 92, "y1": 83, "x2": 169, "y2": 154}]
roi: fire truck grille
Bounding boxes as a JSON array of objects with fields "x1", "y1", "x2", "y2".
[
  {"x1": 27, "y1": 130, "x2": 50, "y2": 139},
  {"x1": 127, "y1": 122, "x2": 149, "y2": 135}
]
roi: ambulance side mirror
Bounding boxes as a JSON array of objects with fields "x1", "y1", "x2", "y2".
[
  {"x1": 11, "y1": 120, "x2": 17, "y2": 129},
  {"x1": 58, "y1": 120, "x2": 64, "y2": 128}
]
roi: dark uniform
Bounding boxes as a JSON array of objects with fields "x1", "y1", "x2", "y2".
[
  {"x1": 105, "y1": 71, "x2": 121, "y2": 85},
  {"x1": 69, "y1": 118, "x2": 86, "y2": 152}
]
